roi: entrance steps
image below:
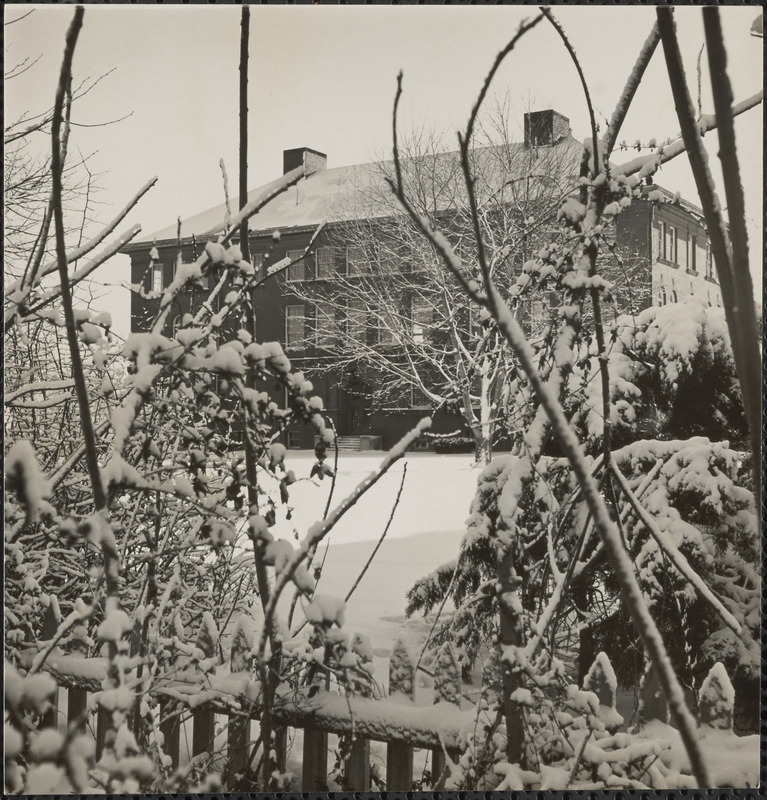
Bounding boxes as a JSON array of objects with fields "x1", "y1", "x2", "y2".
[
  {"x1": 336, "y1": 436, "x2": 362, "y2": 451},
  {"x1": 316, "y1": 435, "x2": 383, "y2": 452}
]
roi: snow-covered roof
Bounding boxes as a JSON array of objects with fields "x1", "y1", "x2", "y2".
[
  {"x1": 133, "y1": 136, "x2": 584, "y2": 246},
  {"x1": 641, "y1": 184, "x2": 708, "y2": 224}
]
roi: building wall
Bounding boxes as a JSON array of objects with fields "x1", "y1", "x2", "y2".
[
  {"x1": 649, "y1": 201, "x2": 722, "y2": 307},
  {"x1": 127, "y1": 190, "x2": 722, "y2": 450}
]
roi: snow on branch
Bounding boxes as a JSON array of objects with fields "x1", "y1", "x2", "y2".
[
  {"x1": 5, "y1": 379, "x2": 75, "y2": 403},
  {"x1": 255, "y1": 418, "x2": 432, "y2": 665},
  {"x1": 22, "y1": 224, "x2": 143, "y2": 321},
  {"x1": 611, "y1": 461, "x2": 742, "y2": 636},
  {"x1": 153, "y1": 164, "x2": 307, "y2": 333},
  {"x1": 613, "y1": 90, "x2": 762, "y2": 181},
  {"x1": 603, "y1": 23, "x2": 661, "y2": 156}
]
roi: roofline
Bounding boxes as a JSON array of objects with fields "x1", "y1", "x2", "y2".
[
  {"x1": 124, "y1": 183, "x2": 709, "y2": 257},
  {"x1": 129, "y1": 135, "x2": 586, "y2": 247},
  {"x1": 641, "y1": 183, "x2": 707, "y2": 222},
  {"x1": 122, "y1": 223, "x2": 335, "y2": 255}
]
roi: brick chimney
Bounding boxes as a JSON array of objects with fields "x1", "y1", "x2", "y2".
[
  {"x1": 283, "y1": 147, "x2": 327, "y2": 175},
  {"x1": 524, "y1": 110, "x2": 571, "y2": 148}
]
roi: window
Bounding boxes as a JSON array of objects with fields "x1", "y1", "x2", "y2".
[
  {"x1": 467, "y1": 302, "x2": 482, "y2": 337},
  {"x1": 348, "y1": 299, "x2": 366, "y2": 343},
  {"x1": 378, "y1": 309, "x2": 397, "y2": 345},
  {"x1": 285, "y1": 304, "x2": 305, "y2": 348},
  {"x1": 171, "y1": 314, "x2": 182, "y2": 336},
  {"x1": 335, "y1": 305, "x2": 348, "y2": 339},
  {"x1": 687, "y1": 234, "x2": 697, "y2": 273},
  {"x1": 365, "y1": 306, "x2": 396, "y2": 346},
  {"x1": 286, "y1": 249, "x2": 305, "y2": 282},
  {"x1": 705, "y1": 245, "x2": 715, "y2": 280},
  {"x1": 378, "y1": 244, "x2": 400, "y2": 276},
  {"x1": 346, "y1": 245, "x2": 370, "y2": 276},
  {"x1": 286, "y1": 430, "x2": 302, "y2": 449},
  {"x1": 316, "y1": 247, "x2": 336, "y2": 279},
  {"x1": 152, "y1": 262, "x2": 163, "y2": 293},
  {"x1": 410, "y1": 384, "x2": 431, "y2": 409},
  {"x1": 659, "y1": 288, "x2": 667, "y2": 306},
  {"x1": 656, "y1": 222, "x2": 665, "y2": 261},
  {"x1": 314, "y1": 305, "x2": 336, "y2": 349},
  {"x1": 411, "y1": 297, "x2": 432, "y2": 344},
  {"x1": 665, "y1": 224, "x2": 677, "y2": 264},
  {"x1": 251, "y1": 253, "x2": 264, "y2": 274}
]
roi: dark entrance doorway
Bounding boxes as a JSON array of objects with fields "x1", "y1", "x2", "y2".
[{"x1": 339, "y1": 366, "x2": 368, "y2": 435}]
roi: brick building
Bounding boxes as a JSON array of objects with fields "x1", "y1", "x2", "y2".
[{"x1": 124, "y1": 111, "x2": 721, "y2": 450}]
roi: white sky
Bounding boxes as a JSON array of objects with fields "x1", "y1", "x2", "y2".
[{"x1": 4, "y1": 5, "x2": 763, "y2": 339}]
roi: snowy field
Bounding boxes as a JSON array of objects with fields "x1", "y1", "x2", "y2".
[{"x1": 267, "y1": 451, "x2": 479, "y2": 685}]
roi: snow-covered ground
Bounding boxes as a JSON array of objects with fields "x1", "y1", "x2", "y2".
[
  {"x1": 280, "y1": 450, "x2": 479, "y2": 546},
  {"x1": 270, "y1": 451, "x2": 479, "y2": 689}
]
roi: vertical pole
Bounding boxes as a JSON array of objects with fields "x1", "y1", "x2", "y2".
[
  {"x1": 431, "y1": 643, "x2": 460, "y2": 789},
  {"x1": 227, "y1": 615, "x2": 255, "y2": 777},
  {"x1": 192, "y1": 613, "x2": 217, "y2": 758},
  {"x1": 498, "y1": 544, "x2": 525, "y2": 765},
  {"x1": 96, "y1": 706, "x2": 108, "y2": 760},
  {"x1": 302, "y1": 727, "x2": 328, "y2": 791},
  {"x1": 239, "y1": 6, "x2": 251, "y2": 266},
  {"x1": 40, "y1": 603, "x2": 59, "y2": 730},
  {"x1": 344, "y1": 736, "x2": 370, "y2": 790},
  {"x1": 160, "y1": 700, "x2": 181, "y2": 768},
  {"x1": 67, "y1": 688, "x2": 88, "y2": 735},
  {"x1": 386, "y1": 637, "x2": 415, "y2": 789}
]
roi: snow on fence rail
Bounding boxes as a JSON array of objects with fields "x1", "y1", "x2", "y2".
[
  {"x1": 19, "y1": 612, "x2": 470, "y2": 790},
  {"x1": 17, "y1": 610, "x2": 741, "y2": 791}
]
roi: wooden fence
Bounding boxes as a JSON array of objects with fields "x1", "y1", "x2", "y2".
[
  {"x1": 17, "y1": 609, "x2": 737, "y2": 791},
  {"x1": 20, "y1": 610, "x2": 475, "y2": 791}
]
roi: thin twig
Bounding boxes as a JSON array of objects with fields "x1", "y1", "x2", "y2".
[
  {"x1": 541, "y1": 8, "x2": 600, "y2": 177},
  {"x1": 344, "y1": 462, "x2": 408, "y2": 604}
]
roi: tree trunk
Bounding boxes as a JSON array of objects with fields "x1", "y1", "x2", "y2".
[{"x1": 473, "y1": 427, "x2": 492, "y2": 465}]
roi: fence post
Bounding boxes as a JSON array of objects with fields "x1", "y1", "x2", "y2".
[
  {"x1": 96, "y1": 705, "x2": 109, "y2": 760},
  {"x1": 638, "y1": 661, "x2": 669, "y2": 726},
  {"x1": 67, "y1": 618, "x2": 90, "y2": 739},
  {"x1": 431, "y1": 642, "x2": 460, "y2": 790},
  {"x1": 302, "y1": 725, "x2": 328, "y2": 791},
  {"x1": 160, "y1": 699, "x2": 181, "y2": 768},
  {"x1": 583, "y1": 652, "x2": 623, "y2": 733},
  {"x1": 227, "y1": 615, "x2": 255, "y2": 778},
  {"x1": 344, "y1": 735, "x2": 370, "y2": 791},
  {"x1": 302, "y1": 650, "x2": 329, "y2": 791},
  {"x1": 698, "y1": 662, "x2": 734, "y2": 730},
  {"x1": 386, "y1": 637, "x2": 415, "y2": 790},
  {"x1": 192, "y1": 613, "x2": 217, "y2": 758},
  {"x1": 40, "y1": 602, "x2": 60, "y2": 730},
  {"x1": 67, "y1": 687, "x2": 89, "y2": 736}
]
